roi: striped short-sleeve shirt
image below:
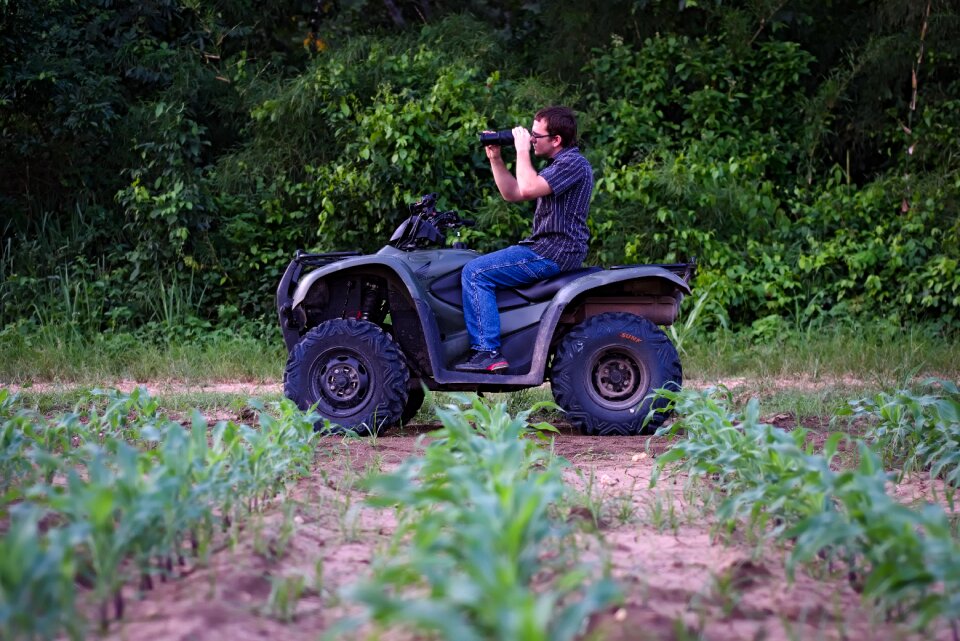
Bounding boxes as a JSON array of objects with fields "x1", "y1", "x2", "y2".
[{"x1": 520, "y1": 146, "x2": 594, "y2": 272}]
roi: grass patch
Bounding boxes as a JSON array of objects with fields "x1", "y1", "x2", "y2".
[
  {"x1": 9, "y1": 388, "x2": 285, "y2": 417},
  {"x1": 1, "y1": 322, "x2": 954, "y2": 387},
  {"x1": 0, "y1": 324, "x2": 284, "y2": 384},
  {"x1": 2, "y1": 321, "x2": 956, "y2": 428},
  {"x1": 722, "y1": 385, "x2": 880, "y2": 424},
  {"x1": 685, "y1": 322, "x2": 959, "y2": 384}
]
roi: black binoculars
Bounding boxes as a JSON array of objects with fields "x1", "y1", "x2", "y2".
[{"x1": 478, "y1": 129, "x2": 514, "y2": 146}]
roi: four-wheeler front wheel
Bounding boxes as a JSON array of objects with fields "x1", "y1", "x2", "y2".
[
  {"x1": 401, "y1": 385, "x2": 426, "y2": 425},
  {"x1": 550, "y1": 312, "x2": 682, "y2": 436},
  {"x1": 284, "y1": 319, "x2": 410, "y2": 435}
]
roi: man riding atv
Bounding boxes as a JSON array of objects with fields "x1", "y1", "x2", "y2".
[
  {"x1": 276, "y1": 110, "x2": 693, "y2": 436},
  {"x1": 456, "y1": 105, "x2": 593, "y2": 373}
]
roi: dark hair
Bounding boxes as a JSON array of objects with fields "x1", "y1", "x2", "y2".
[{"x1": 535, "y1": 105, "x2": 578, "y2": 148}]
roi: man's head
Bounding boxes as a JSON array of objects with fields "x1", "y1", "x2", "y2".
[{"x1": 532, "y1": 106, "x2": 578, "y2": 152}]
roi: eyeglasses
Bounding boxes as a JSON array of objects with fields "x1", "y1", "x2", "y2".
[{"x1": 530, "y1": 132, "x2": 555, "y2": 140}]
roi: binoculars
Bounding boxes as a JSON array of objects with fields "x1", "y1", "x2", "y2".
[{"x1": 478, "y1": 129, "x2": 515, "y2": 146}]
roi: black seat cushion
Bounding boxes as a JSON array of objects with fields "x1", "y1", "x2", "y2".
[{"x1": 513, "y1": 266, "x2": 603, "y2": 302}]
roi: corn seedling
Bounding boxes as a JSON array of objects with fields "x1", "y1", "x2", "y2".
[
  {"x1": 651, "y1": 386, "x2": 960, "y2": 630},
  {"x1": 641, "y1": 491, "x2": 681, "y2": 534},
  {"x1": 848, "y1": 379, "x2": 960, "y2": 501},
  {"x1": 313, "y1": 557, "x2": 326, "y2": 598},
  {"x1": 333, "y1": 394, "x2": 619, "y2": 641},
  {"x1": 668, "y1": 282, "x2": 719, "y2": 355},
  {"x1": 265, "y1": 573, "x2": 306, "y2": 622},
  {"x1": 0, "y1": 388, "x2": 322, "y2": 639},
  {"x1": 613, "y1": 483, "x2": 640, "y2": 526}
]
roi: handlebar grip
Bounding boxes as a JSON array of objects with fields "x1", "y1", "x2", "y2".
[{"x1": 460, "y1": 218, "x2": 476, "y2": 227}]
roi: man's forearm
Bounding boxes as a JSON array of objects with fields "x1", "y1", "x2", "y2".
[
  {"x1": 513, "y1": 150, "x2": 552, "y2": 200},
  {"x1": 490, "y1": 157, "x2": 523, "y2": 202},
  {"x1": 514, "y1": 152, "x2": 539, "y2": 197}
]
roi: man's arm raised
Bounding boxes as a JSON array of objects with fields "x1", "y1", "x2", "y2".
[{"x1": 512, "y1": 126, "x2": 552, "y2": 201}]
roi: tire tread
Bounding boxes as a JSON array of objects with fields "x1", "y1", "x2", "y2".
[
  {"x1": 551, "y1": 312, "x2": 681, "y2": 436},
  {"x1": 284, "y1": 319, "x2": 409, "y2": 435}
]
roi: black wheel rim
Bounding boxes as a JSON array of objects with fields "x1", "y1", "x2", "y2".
[
  {"x1": 586, "y1": 348, "x2": 649, "y2": 411},
  {"x1": 310, "y1": 349, "x2": 372, "y2": 416}
]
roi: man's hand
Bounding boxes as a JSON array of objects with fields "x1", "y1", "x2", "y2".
[
  {"x1": 512, "y1": 125, "x2": 550, "y2": 200},
  {"x1": 483, "y1": 130, "x2": 502, "y2": 161},
  {"x1": 512, "y1": 126, "x2": 532, "y2": 153}
]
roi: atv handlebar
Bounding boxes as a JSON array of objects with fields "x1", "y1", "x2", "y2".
[
  {"x1": 389, "y1": 194, "x2": 476, "y2": 251},
  {"x1": 431, "y1": 209, "x2": 473, "y2": 230},
  {"x1": 409, "y1": 193, "x2": 471, "y2": 229},
  {"x1": 388, "y1": 193, "x2": 476, "y2": 251}
]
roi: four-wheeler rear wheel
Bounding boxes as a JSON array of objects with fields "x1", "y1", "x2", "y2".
[
  {"x1": 284, "y1": 319, "x2": 410, "y2": 435},
  {"x1": 550, "y1": 312, "x2": 682, "y2": 436}
]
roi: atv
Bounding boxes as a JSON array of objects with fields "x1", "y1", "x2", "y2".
[{"x1": 277, "y1": 193, "x2": 694, "y2": 436}]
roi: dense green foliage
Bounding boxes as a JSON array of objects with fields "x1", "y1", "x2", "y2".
[{"x1": 2, "y1": 0, "x2": 958, "y2": 334}]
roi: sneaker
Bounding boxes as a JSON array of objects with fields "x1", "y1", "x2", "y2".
[{"x1": 453, "y1": 350, "x2": 509, "y2": 373}]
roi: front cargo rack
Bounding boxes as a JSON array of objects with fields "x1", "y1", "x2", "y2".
[{"x1": 294, "y1": 250, "x2": 363, "y2": 267}]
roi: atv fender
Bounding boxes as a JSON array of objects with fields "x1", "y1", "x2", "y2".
[
  {"x1": 288, "y1": 254, "x2": 432, "y2": 311},
  {"x1": 549, "y1": 265, "x2": 691, "y2": 325},
  {"x1": 278, "y1": 254, "x2": 449, "y2": 379}
]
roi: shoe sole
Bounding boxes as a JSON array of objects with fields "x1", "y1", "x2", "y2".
[{"x1": 452, "y1": 361, "x2": 510, "y2": 373}]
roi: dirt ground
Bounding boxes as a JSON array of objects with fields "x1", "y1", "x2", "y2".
[
  {"x1": 6, "y1": 374, "x2": 903, "y2": 399},
  {"x1": 7, "y1": 377, "x2": 956, "y2": 639},
  {"x1": 84, "y1": 411, "x2": 958, "y2": 641}
]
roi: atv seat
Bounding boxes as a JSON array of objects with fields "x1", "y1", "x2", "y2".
[{"x1": 513, "y1": 266, "x2": 602, "y2": 302}]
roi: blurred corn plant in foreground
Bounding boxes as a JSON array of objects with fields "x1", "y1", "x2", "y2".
[
  {"x1": 335, "y1": 395, "x2": 620, "y2": 641},
  {"x1": 651, "y1": 386, "x2": 960, "y2": 630},
  {"x1": 0, "y1": 387, "x2": 320, "y2": 640}
]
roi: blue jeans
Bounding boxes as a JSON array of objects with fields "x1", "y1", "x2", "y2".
[{"x1": 460, "y1": 245, "x2": 561, "y2": 352}]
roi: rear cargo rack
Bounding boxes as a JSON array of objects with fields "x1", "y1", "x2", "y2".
[
  {"x1": 294, "y1": 250, "x2": 363, "y2": 267},
  {"x1": 610, "y1": 261, "x2": 697, "y2": 282}
]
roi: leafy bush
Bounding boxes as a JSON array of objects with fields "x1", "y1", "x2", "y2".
[{"x1": 2, "y1": 5, "x2": 959, "y2": 332}]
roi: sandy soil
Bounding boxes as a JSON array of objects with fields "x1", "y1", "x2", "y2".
[
  {"x1": 5, "y1": 374, "x2": 908, "y2": 398},
  {"x1": 83, "y1": 418, "x2": 956, "y2": 641}
]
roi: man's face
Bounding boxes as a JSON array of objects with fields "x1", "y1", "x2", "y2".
[{"x1": 530, "y1": 118, "x2": 559, "y2": 157}]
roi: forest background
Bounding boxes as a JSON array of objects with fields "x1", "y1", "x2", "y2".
[{"x1": 1, "y1": 0, "x2": 958, "y2": 346}]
